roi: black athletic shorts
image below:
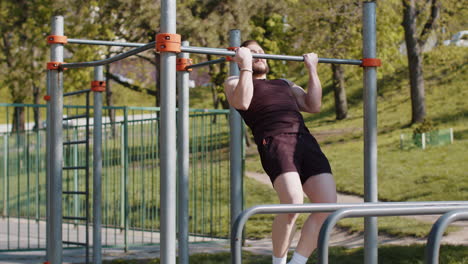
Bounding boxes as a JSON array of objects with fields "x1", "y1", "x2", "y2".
[{"x1": 257, "y1": 133, "x2": 332, "y2": 185}]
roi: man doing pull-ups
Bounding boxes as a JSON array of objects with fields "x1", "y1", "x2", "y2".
[{"x1": 224, "y1": 40, "x2": 337, "y2": 264}]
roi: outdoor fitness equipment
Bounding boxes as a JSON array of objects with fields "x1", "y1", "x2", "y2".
[{"x1": 45, "y1": 1, "x2": 383, "y2": 264}]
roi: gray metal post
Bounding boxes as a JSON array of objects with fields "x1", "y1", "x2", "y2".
[
  {"x1": 48, "y1": 15, "x2": 64, "y2": 264},
  {"x1": 2, "y1": 134, "x2": 7, "y2": 217},
  {"x1": 363, "y1": 2, "x2": 378, "y2": 264},
  {"x1": 120, "y1": 124, "x2": 125, "y2": 230},
  {"x1": 73, "y1": 128, "x2": 79, "y2": 225},
  {"x1": 228, "y1": 29, "x2": 243, "y2": 235},
  {"x1": 177, "y1": 41, "x2": 190, "y2": 264},
  {"x1": 425, "y1": 210, "x2": 468, "y2": 264},
  {"x1": 160, "y1": 0, "x2": 177, "y2": 263},
  {"x1": 93, "y1": 66, "x2": 104, "y2": 264},
  {"x1": 45, "y1": 69, "x2": 51, "y2": 260}
]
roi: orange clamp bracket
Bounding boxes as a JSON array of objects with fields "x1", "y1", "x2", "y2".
[
  {"x1": 44, "y1": 95, "x2": 51, "y2": 101},
  {"x1": 176, "y1": 58, "x2": 193, "y2": 71},
  {"x1": 156, "y1": 33, "x2": 181, "y2": 53},
  {"x1": 361, "y1": 58, "x2": 382, "y2": 67},
  {"x1": 226, "y1": 47, "x2": 238, "y2": 61},
  {"x1": 91, "y1": 81, "x2": 106, "y2": 92},
  {"x1": 46, "y1": 35, "x2": 67, "y2": 45},
  {"x1": 47, "y1": 61, "x2": 62, "y2": 70}
]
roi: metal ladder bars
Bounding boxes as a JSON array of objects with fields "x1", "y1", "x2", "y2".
[{"x1": 62, "y1": 89, "x2": 91, "y2": 264}]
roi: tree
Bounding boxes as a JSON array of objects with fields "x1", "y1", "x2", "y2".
[
  {"x1": 288, "y1": 0, "x2": 361, "y2": 120},
  {"x1": 402, "y1": 0, "x2": 440, "y2": 124},
  {"x1": 0, "y1": 0, "x2": 55, "y2": 131}
]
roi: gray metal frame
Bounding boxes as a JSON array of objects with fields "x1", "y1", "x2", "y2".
[
  {"x1": 177, "y1": 41, "x2": 190, "y2": 264},
  {"x1": 46, "y1": 1, "x2": 380, "y2": 264},
  {"x1": 92, "y1": 66, "x2": 104, "y2": 264},
  {"x1": 230, "y1": 202, "x2": 468, "y2": 264},
  {"x1": 317, "y1": 205, "x2": 468, "y2": 264},
  {"x1": 159, "y1": 1, "x2": 177, "y2": 263},
  {"x1": 48, "y1": 15, "x2": 65, "y2": 264},
  {"x1": 362, "y1": 2, "x2": 378, "y2": 263},
  {"x1": 228, "y1": 29, "x2": 243, "y2": 244},
  {"x1": 425, "y1": 210, "x2": 468, "y2": 264}
]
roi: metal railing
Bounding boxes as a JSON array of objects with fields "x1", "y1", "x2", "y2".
[
  {"x1": 230, "y1": 202, "x2": 468, "y2": 264},
  {"x1": 0, "y1": 103, "x2": 231, "y2": 251}
]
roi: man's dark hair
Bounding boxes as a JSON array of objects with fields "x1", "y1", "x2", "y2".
[{"x1": 241, "y1": 40, "x2": 260, "y2": 47}]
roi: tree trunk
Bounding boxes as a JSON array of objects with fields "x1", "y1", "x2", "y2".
[
  {"x1": 32, "y1": 84, "x2": 41, "y2": 131},
  {"x1": 331, "y1": 64, "x2": 348, "y2": 120},
  {"x1": 402, "y1": 0, "x2": 426, "y2": 124},
  {"x1": 105, "y1": 62, "x2": 117, "y2": 138},
  {"x1": 12, "y1": 106, "x2": 25, "y2": 132}
]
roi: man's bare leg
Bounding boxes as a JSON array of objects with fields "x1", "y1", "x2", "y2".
[{"x1": 271, "y1": 172, "x2": 304, "y2": 258}]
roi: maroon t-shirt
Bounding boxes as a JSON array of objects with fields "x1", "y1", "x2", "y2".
[{"x1": 237, "y1": 79, "x2": 309, "y2": 144}]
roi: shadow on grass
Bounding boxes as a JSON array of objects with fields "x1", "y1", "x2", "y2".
[{"x1": 103, "y1": 245, "x2": 468, "y2": 264}]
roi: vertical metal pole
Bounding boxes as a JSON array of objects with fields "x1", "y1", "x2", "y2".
[
  {"x1": 93, "y1": 66, "x2": 104, "y2": 264},
  {"x1": 48, "y1": 15, "x2": 64, "y2": 264},
  {"x1": 363, "y1": 2, "x2": 378, "y2": 264},
  {"x1": 123, "y1": 107, "x2": 129, "y2": 252},
  {"x1": 120, "y1": 124, "x2": 125, "y2": 230},
  {"x1": 2, "y1": 134, "x2": 7, "y2": 217},
  {"x1": 228, "y1": 29, "x2": 243, "y2": 235},
  {"x1": 177, "y1": 41, "x2": 190, "y2": 264},
  {"x1": 73, "y1": 128, "x2": 79, "y2": 225},
  {"x1": 160, "y1": 0, "x2": 177, "y2": 263},
  {"x1": 45, "y1": 70, "x2": 51, "y2": 259}
]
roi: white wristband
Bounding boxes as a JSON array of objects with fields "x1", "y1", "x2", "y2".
[{"x1": 240, "y1": 68, "x2": 253, "y2": 73}]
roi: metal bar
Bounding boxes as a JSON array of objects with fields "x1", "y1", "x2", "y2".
[
  {"x1": 230, "y1": 201, "x2": 468, "y2": 264},
  {"x1": 68, "y1": 39, "x2": 146, "y2": 47},
  {"x1": 2, "y1": 134, "x2": 6, "y2": 217},
  {"x1": 45, "y1": 71, "x2": 51, "y2": 258},
  {"x1": 63, "y1": 140, "x2": 87, "y2": 145},
  {"x1": 123, "y1": 107, "x2": 129, "y2": 252},
  {"x1": 317, "y1": 205, "x2": 468, "y2": 264},
  {"x1": 63, "y1": 166, "x2": 87, "y2": 170},
  {"x1": 63, "y1": 191, "x2": 87, "y2": 195},
  {"x1": 185, "y1": 57, "x2": 226, "y2": 70},
  {"x1": 63, "y1": 114, "x2": 87, "y2": 121},
  {"x1": 49, "y1": 15, "x2": 64, "y2": 264},
  {"x1": 85, "y1": 91, "x2": 91, "y2": 264},
  {"x1": 63, "y1": 216, "x2": 87, "y2": 221},
  {"x1": 63, "y1": 89, "x2": 91, "y2": 97},
  {"x1": 363, "y1": 2, "x2": 378, "y2": 264},
  {"x1": 160, "y1": 0, "x2": 177, "y2": 263},
  {"x1": 425, "y1": 210, "x2": 468, "y2": 264},
  {"x1": 73, "y1": 128, "x2": 79, "y2": 226},
  {"x1": 93, "y1": 66, "x2": 104, "y2": 264},
  {"x1": 228, "y1": 29, "x2": 244, "y2": 245},
  {"x1": 61, "y1": 42, "x2": 155, "y2": 69},
  {"x1": 177, "y1": 41, "x2": 190, "y2": 264},
  {"x1": 63, "y1": 241, "x2": 87, "y2": 246},
  {"x1": 180, "y1": 46, "x2": 363, "y2": 65}
]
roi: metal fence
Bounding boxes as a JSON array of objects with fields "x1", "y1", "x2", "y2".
[{"x1": 0, "y1": 103, "x2": 231, "y2": 251}]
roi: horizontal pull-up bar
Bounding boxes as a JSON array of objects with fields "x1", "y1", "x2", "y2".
[
  {"x1": 68, "y1": 38, "x2": 146, "y2": 47},
  {"x1": 59, "y1": 42, "x2": 365, "y2": 70},
  {"x1": 181, "y1": 46, "x2": 363, "y2": 65},
  {"x1": 61, "y1": 42, "x2": 155, "y2": 69}
]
